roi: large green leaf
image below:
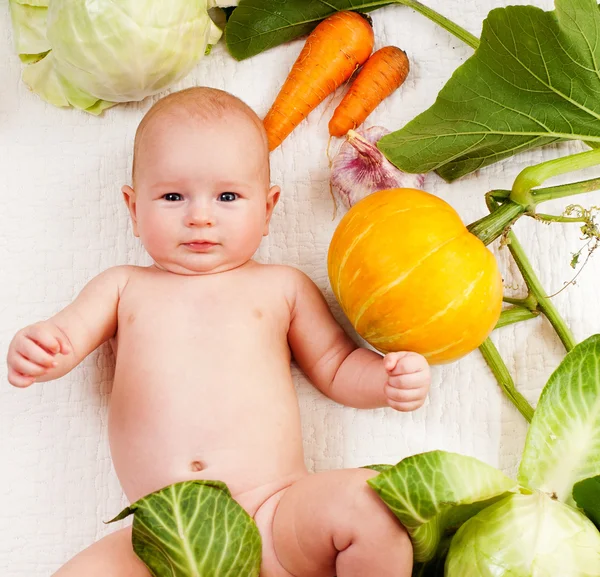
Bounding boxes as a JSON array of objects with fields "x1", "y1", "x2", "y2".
[
  {"x1": 225, "y1": 0, "x2": 393, "y2": 60},
  {"x1": 573, "y1": 476, "x2": 600, "y2": 528},
  {"x1": 519, "y1": 335, "x2": 600, "y2": 506},
  {"x1": 379, "y1": 0, "x2": 600, "y2": 182},
  {"x1": 109, "y1": 480, "x2": 262, "y2": 577},
  {"x1": 367, "y1": 451, "x2": 518, "y2": 562}
]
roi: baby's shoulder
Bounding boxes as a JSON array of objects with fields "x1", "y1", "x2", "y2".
[
  {"x1": 86, "y1": 264, "x2": 136, "y2": 286},
  {"x1": 256, "y1": 263, "x2": 311, "y2": 284},
  {"x1": 254, "y1": 264, "x2": 318, "y2": 300},
  {"x1": 98, "y1": 264, "x2": 146, "y2": 294}
]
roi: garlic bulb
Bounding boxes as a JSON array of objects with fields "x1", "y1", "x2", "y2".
[{"x1": 330, "y1": 126, "x2": 425, "y2": 209}]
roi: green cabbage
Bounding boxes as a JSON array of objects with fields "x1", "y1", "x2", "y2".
[
  {"x1": 367, "y1": 451, "x2": 518, "y2": 562},
  {"x1": 369, "y1": 334, "x2": 600, "y2": 576},
  {"x1": 9, "y1": 0, "x2": 235, "y2": 113},
  {"x1": 445, "y1": 492, "x2": 600, "y2": 576},
  {"x1": 518, "y1": 335, "x2": 600, "y2": 506}
]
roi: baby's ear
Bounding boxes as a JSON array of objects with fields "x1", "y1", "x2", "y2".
[
  {"x1": 263, "y1": 185, "x2": 281, "y2": 236},
  {"x1": 122, "y1": 185, "x2": 139, "y2": 237}
]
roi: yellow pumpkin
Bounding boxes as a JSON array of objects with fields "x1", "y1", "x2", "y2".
[{"x1": 327, "y1": 188, "x2": 503, "y2": 364}]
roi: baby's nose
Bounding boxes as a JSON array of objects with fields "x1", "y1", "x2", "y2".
[{"x1": 186, "y1": 201, "x2": 214, "y2": 227}]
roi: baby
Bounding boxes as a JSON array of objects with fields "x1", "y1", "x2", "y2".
[{"x1": 7, "y1": 87, "x2": 431, "y2": 577}]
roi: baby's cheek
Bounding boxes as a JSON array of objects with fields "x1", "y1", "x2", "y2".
[
  {"x1": 231, "y1": 218, "x2": 265, "y2": 255},
  {"x1": 139, "y1": 217, "x2": 172, "y2": 259}
]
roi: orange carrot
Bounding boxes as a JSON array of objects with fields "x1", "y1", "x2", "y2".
[
  {"x1": 263, "y1": 11, "x2": 374, "y2": 151},
  {"x1": 328, "y1": 46, "x2": 410, "y2": 137}
]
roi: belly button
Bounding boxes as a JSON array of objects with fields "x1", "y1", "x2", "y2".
[{"x1": 190, "y1": 460, "x2": 205, "y2": 472}]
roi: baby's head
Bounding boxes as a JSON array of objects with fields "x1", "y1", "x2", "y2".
[{"x1": 123, "y1": 87, "x2": 280, "y2": 275}]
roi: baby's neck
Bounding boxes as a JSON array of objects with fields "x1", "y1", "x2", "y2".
[{"x1": 150, "y1": 259, "x2": 257, "y2": 276}]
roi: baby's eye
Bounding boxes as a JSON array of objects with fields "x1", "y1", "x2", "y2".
[
  {"x1": 218, "y1": 192, "x2": 238, "y2": 202},
  {"x1": 162, "y1": 193, "x2": 182, "y2": 202}
]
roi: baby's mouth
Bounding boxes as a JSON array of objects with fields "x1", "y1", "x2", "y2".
[{"x1": 183, "y1": 241, "x2": 218, "y2": 251}]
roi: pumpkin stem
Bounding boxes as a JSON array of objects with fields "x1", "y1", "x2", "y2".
[
  {"x1": 502, "y1": 295, "x2": 538, "y2": 311},
  {"x1": 467, "y1": 198, "x2": 525, "y2": 245}
]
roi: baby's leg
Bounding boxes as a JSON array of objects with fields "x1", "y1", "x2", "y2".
[
  {"x1": 272, "y1": 468, "x2": 412, "y2": 577},
  {"x1": 52, "y1": 527, "x2": 150, "y2": 577}
]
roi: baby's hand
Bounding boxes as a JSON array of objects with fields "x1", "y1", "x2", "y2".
[
  {"x1": 7, "y1": 322, "x2": 71, "y2": 388},
  {"x1": 383, "y1": 351, "x2": 431, "y2": 412}
]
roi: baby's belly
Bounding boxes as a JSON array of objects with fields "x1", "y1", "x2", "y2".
[{"x1": 108, "y1": 359, "x2": 307, "y2": 512}]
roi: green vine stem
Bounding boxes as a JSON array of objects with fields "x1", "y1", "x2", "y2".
[
  {"x1": 530, "y1": 176, "x2": 600, "y2": 202},
  {"x1": 534, "y1": 213, "x2": 589, "y2": 224},
  {"x1": 475, "y1": 196, "x2": 578, "y2": 417},
  {"x1": 496, "y1": 306, "x2": 539, "y2": 328},
  {"x1": 502, "y1": 228, "x2": 577, "y2": 352},
  {"x1": 482, "y1": 304, "x2": 538, "y2": 422},
  {"x1": 484, "y1": 196, "x2": 577, "y2": 351},
  {"x1": 511, "y1": 147, "x2": 600, "y2": 208},
  {"x1": 395, "y1": 0, "x2": 480, "y2": 50},
  {"x1": 479, "y1": 339, "x2": 534, "y2": 422},
  {"x1": 469, "y1": 176, "x2": 600, "y2": 246}
]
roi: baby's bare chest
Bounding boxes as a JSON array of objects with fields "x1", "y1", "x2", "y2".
[{"x1": 112, "y1": 271, "x2": 292, "y2": 375}]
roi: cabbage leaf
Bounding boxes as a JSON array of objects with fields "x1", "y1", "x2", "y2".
[
  {"x1": 412, "y1": 537, "x2": 450, "y2": 577},
  {"x1": 445, "y1": 493, "x2": 600, "y2": 576},
  {"x1": 519, "y1": 334, "x2": 600, "y2": 505},
  {"x1": 379, "y1": 0, "x2": 600, "y2": 181},
  {"x1": 109, "y1": 480, "x2": 262, "y2": 577},
  {"x1": 363, "y1": 463, "x2": 393, "y2": 473},
  {"x1": 8, "y1": 0, "x2": 49, "y2": 63},
  {"x1": 573, "y1": 476, "x2": 600, "y2": 529},
  {"x1": 367, "y1": 451, "x2": 518, "y2": 562}
]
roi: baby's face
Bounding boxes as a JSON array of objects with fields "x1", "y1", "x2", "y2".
[{"x1": 124, "y1": 111, "x2": 279, "y2": 275}]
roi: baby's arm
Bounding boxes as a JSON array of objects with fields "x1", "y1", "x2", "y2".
[
  {"x1": 7, "y1": 266, "x2": 131, "y2": 387},
  {"x1": 287, "y1": 269, "x2": 430, "y2": 411}
]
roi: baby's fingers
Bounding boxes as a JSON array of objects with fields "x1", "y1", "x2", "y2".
[
  {"x1": 18, "y1": 337, "x2": 58, "y2": 369},
  {"x1": 26, "y1": 324, "x2": 68, "y2": 355},
  {"x1": 7, "y1": 367, "x2": 36, "y2": 388},
  {"x1": 385, "y1": 384, "x2": 425, "y2": 404},
  {"x1": 387, "y1": 399, "x2": 425, "y2": 412},
  {"x1": 385, "y1": 385, "x2": 427, "y2": 412},
  {"x1": 384, "y1": 352, "x2": 429, "y2": 376},
  {"x1": 388, "y1": 371, "x2": 429, "y2": 390},
  {"x1": 10, "y1": 352, "x2": 52, "y2": 378}
]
